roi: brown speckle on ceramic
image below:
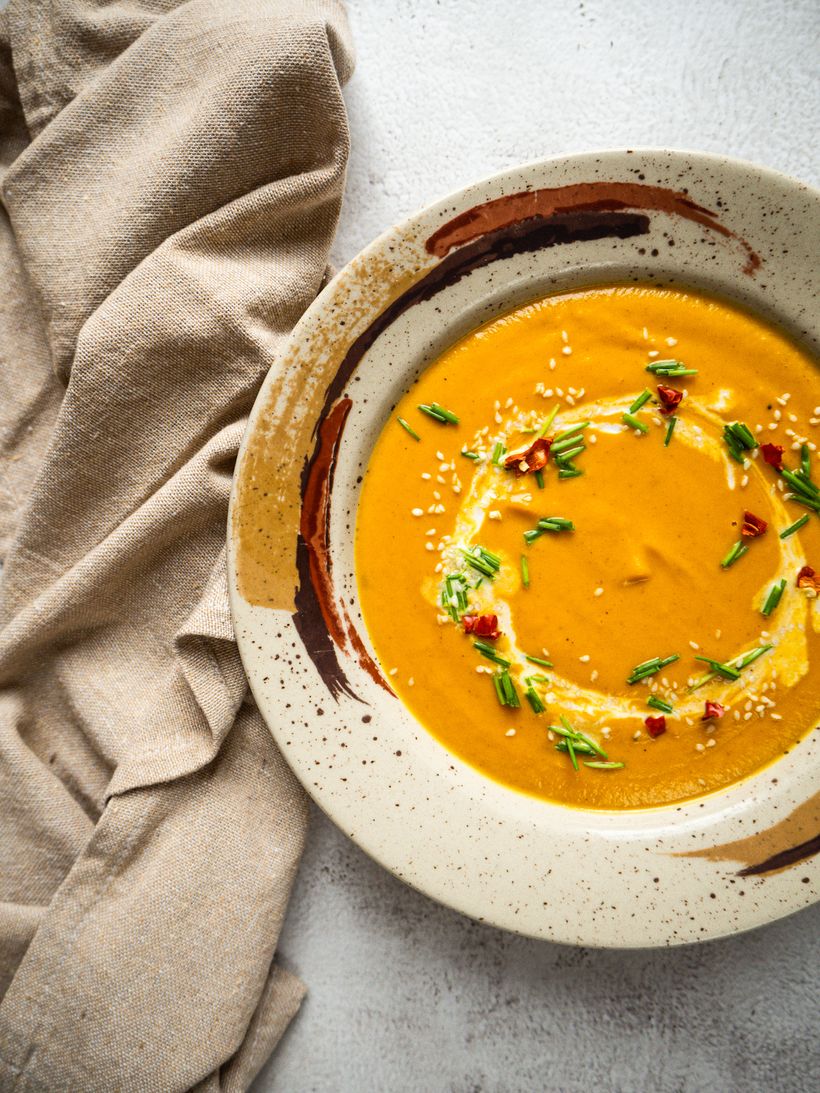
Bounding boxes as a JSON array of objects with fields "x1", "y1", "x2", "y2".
[{"x1": 229, "y1": 150, "x2": 819, "y2": 946}]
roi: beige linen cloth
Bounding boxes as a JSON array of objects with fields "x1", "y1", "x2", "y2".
[{"x1": 0, "y1": 1, "x2": 353, "y2": 1089}]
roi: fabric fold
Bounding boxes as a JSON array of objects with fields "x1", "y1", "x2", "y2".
[{"x1": 0, "y1": 1, "x2": 353, "y2": 1088}]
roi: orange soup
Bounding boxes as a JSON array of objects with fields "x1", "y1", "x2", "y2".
[{"x1": 355, "y1": 287, "x2": 819, "y2": 809}]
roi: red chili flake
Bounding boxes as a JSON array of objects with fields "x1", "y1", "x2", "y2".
[
  {"x1": 760, "y1": 443, "x2": 784, "y2": 470},
  {"x1": 656, "y1": 384, "x2": 683, "y2": 415},
  {"x1": 702, "y1": 701, "x2": 726, "y2": 722},
  {"x1": 462, "y1": 614, "x2": 500, "y2": 639},
  {"x1": 741, "y1": 510, "x2": 767, "y2": 538},
  {"x1": 503, "y1": 436, "x2": 552, "y2": 476},
  {"x1": 645, "y1": 715, "x2": 666, "y2": 738},
  {"x1": 796, "y1": 566, "x2": 820, "y2": 595}
]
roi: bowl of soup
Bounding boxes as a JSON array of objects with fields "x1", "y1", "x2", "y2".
[{"x1": 229, "y1": 150, "x2": 819, "y2": 945}]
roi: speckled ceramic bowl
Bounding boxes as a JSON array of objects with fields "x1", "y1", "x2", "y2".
[{"x1": 228, "y1": 150, "x2": 819, "y2": 946}]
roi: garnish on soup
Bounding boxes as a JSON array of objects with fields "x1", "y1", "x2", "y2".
[{"x1": 356, "y1": 286, "x2": 819, "y2": 809}]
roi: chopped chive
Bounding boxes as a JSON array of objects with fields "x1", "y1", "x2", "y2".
[
  {"x1": 537, "y1": 404, "x2": 561, "y2": 438},
  {"x1": 785, "y1": 492, "x2": 820, "y2": 514},
  {"x1": 736, "y1": 644, "x2": 774, "y2": 669},
  {"x1": 461, "y1": 449, "x2": 481, "y2": 461},
  {"x1": 525, "y1": 673, "x2": 550, "y2": 684},
  {"x1": 520, "y1": 555, "x2": 530, "y2": 588},
  {"x1": 525, "y1": 686, "x2": 545, "y2": 714},
  {"x1": 430, "y1": 402, "x2": 459, "y2": 424},
  {"x1": 525, "y1": 654, "x2": 553, "y2": 668},
  {"x1": 782, "y1": 468, "x2": 819, "y2": 499},
  {"x1": 548, "y1": 721, "x2": 575, "y2": 740},
  {"x1": 499, "y1": 669, "x2": 520, "y2": 708},
  {"x1": 538, "y1": 516, "x2": 574, "y2": 530},
  {"x1": 723, "y1": 421, "x2": 757, "y2": 462},
  {"x1": 688, "y1": 642, "x2": 774, "y2": 691},
  {"x1": 553, "y1": 421, "x2": 590, "y2": 443},
  {"x1": 397, "y1": 417, "x2": 420, "y2": 440},
  {"x1": 459, "y1": 545, "x2": 501, "y2": 579},
  {"x1": 622, "y1": 412, "x2": 649, "y2": 434},
  {"x1": 801, "y1": 444, "x2": 811, "y2": 480},
  {"x1": 761, "y1": 578, "x2": 787, "y2": 617},
  {"x1": 556, "y1": 739, "x2": 596, "y2": 757},
  {"x1": 473, "y1": 640, "x2": 510, "y2": 667},
  {"x1": 492, "y1": 673, "x2": 506, "y2": 706},
  {"x1": 720, "y1": 540, "x2": 749, "y2": 569},
  {"x1": 524, "y1": 516, "x2": 574, "y2": 544},
  {"x1": 572, "y1": 729, "x2": 608, "y2": 760},
  {"x1": 645, "y1": 360, "x2": 698, "y2": 377},
  {"x1": 626, "y1": 653, "x2": 679, "y2": 685},
  {"x1": 491, "y1": 441, "x2": 505, "y2": 465},
  {"x1": 551, "y1": 435, "x2": 585, "y2": 456},
  {"x1": 584, "y1": 761, "x2": 625, "y2": 770},
  {"x1": 647, "y1": 695, "x2": 673, "y2": 714},
  {"x1": 780, "y1": 515, "x2": 809, "y2": 539},
  {"x1": 629, "y1": 389, "x2": 652, "y2": 413},
  {"x1": 694, "y1": 656, "x2": 741, "y2": 681},
  {"x1": 418, "y1": 403, "x2": 458, "y2": 424},
  {"x1": 664, "y1": 415, "x2": 677, "y2": 447},
  {"x1": 534, "y1": 469, "x2": 545, "y2": 490},
  {"x1": 554, "y1": 444, "x2": 585, "y2": 462},
  {"x1": 558, "y1": 467, "x2": 583, "y2": 479},
  {"x1": 565, "y1": 736, "x2": 579, "y2": 770}
]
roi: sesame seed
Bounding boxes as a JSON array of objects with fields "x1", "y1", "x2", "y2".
[
  {"x1": 773, "y1": 409, "x2": 782, "y2": 421},
  {"x1": 601, "y1": 726, "x2": 611, "y2": 737},
  {"x1": 562, "y1": 346, "x2": 572, "y2": 356},
  {"x1": 389, "y1": 668, "x2": 398, "y2": 676},
  {"x1": 743, "y1": 712, "x2": 753, "y2": 721},
  {"x1": 434, "y1": 562, "x2": 443, "y2": 573},
  {"x1": 590, "y1": 669, "x2": 599, "y2": 682},
  {"x1": 768, "y1": 422, "x2": 778, "y2": 430},
  {"x1": 488, "y1": 510, "x2": 502, "y2": 521},
  {"x1": 408, "y1": 677, "x2": 414, "y2": 686},
  {"x1": 698, "y1": 778, "x2": 706, "y2": 787},
  {"x1": 549, "y1": 358, "x2": 556, "y2": 370},
  {"x1": 411, "y1": 508, "x2": 423, "y2": 516},
  {"x1": 706, "y1": 739, "x2": 716, "y2": 748},
  {"x1": 633, "y1": 730, "x2": 642, "y2": 740},
  {"x1": 425, "y1": 543, "x2": 434, "y2": 552},
  {"x1": 770, "y1": 713, "x2": 782, "y2": 721},
  {"x1": 436, "y1": 450, "x2": 445, "y2": 461},
  {"x1": 788, "y1": 412, "x2": 798, "y2": 423},
  {"x1": 695, "y1": 742, "x2": 705, "y2": 752},
  {"x1": 421, "y1": 472, "x2": 431, "y2": 480},
  {"x1": 594, "y1": 587, "x2": 604, "y2": 597},
  {"x1": 505, "y1": 728, "x2": 516, "y2": 737},
  {"x1": 733, "y1": 710, "x2": 740, "y2": 721},
  {"x1": 589, "y1": 433, "x2": 597, "y2": 444},
  {"x1": 561, "y1": 330, "x2": 568, "y2": 343},
  {"x1": 715, "y1": 629, "x2": 722, "y2": 639},
  {"x1": 579, "y1": 654, "x2": 591, "y2": 663},
  {"x1": 666, "y1": 336, "x2": 678, "y2": 347},
  {"x1": 741, "y1": 475, "x2": 749, "y2": 488},
  {"x1": 648, "y1": 349, "x2": 659, "y2": 358},
  {"x1": 642, "y1": 327, "x2": 649, "y2": 340},
  {"x1": 689, "y1": 640, "x2": 700, "y2": 650}
]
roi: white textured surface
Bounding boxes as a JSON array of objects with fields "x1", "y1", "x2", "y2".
[{"x1": 256, "y1": 2, "x2": 820, "y2": 1090}]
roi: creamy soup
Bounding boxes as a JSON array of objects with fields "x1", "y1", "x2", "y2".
[{"x1": 355, "y1": 287, "x2": 819, "y2": 809}]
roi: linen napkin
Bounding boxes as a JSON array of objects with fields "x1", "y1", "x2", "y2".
[{"x1": 0, "y1": 1, "x2": 352, "y2": 1089}]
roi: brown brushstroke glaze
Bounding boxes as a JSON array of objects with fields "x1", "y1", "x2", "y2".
[
  {"x1": 679, "y1": 792, "x2": 820, "y2": 876},
  {"x1": 426, "y1": 181, "x2": 762, "y2": 275},
  {"x1": 294, "y1": 397, "x2": 392, "y2": 700}
]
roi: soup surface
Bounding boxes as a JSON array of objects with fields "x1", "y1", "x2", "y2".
[{"x1": 355, "y1": 286, "x2": 819, "y2": 809}]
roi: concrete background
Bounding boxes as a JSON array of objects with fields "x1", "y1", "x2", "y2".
[{"x1": 255, "y1": 2, "x2": 820, "y2": 1091}]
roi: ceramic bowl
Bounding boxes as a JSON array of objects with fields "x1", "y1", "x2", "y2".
[{"x1": 228, "y1": 150, "x2": 819, "y2": 946}]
